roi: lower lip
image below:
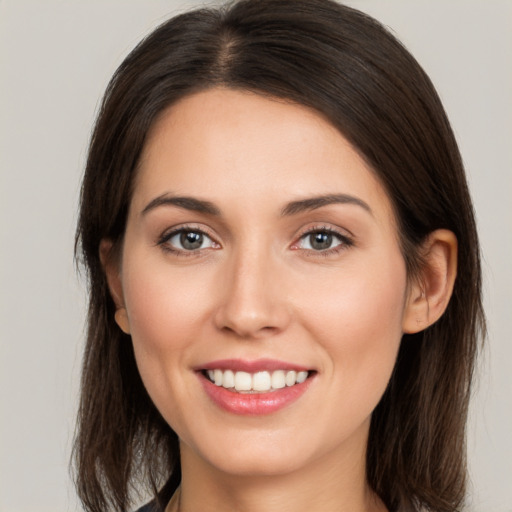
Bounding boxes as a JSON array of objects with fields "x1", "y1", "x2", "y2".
[{"x1": 199, "y1": 373, "x2": 313, "y2": 415}]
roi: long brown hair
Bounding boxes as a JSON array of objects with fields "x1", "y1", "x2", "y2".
[{"x1": 74, "y1": 1, "x2": 485, "y2": 511}]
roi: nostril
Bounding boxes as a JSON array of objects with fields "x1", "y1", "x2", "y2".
[
  {"x1": 213, "y1": 279, "x2": 292, "y2": 338},
  {"x1": 219, "y1": 323, "x2": 281, "y2": 339}
]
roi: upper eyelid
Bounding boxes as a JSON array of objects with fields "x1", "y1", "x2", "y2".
[
  {"x1": 295, "y1": 224, "x2": 354, "y2": 240},
  {"x1": 159, "y1": 224, "x2": 216, "y2": 240}
]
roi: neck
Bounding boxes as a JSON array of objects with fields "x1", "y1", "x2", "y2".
[{"x1": 174, "y1": 434, "x2": 386, "y2": 512}]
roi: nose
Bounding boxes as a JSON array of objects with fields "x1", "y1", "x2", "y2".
[{"x1": 213, "y1": 248, "x2": 291, "y2": 339}]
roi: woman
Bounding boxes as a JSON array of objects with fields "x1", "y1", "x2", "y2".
[{"x1": 73, "y1": 1, "x2": 485, "y2": 511}]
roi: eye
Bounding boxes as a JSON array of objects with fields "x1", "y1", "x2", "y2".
[
  {"x1": 160, "y1": 228, "x2": 219, "y2": 253},
  {"x1": 295, "y1": 228, "x2": 352, "y2": 252}
]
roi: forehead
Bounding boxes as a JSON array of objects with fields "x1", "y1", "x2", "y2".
[{"x1": 133, "y1": 88, "x2": 395, "y2": 225}]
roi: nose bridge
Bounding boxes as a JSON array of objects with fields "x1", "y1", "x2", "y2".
[{"x1": 214, "y1": 235, "x2": 289, "y2": 338}]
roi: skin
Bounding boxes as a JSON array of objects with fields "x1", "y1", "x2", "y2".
[{"x1": 103, "y1": 88, "x2": 457, "y2": 512}]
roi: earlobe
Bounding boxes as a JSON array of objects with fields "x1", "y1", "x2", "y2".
[
  {"x1": 114, "y1": 308, "x2": 131, "y2": 334},
  {"x1": 100, "y1": 239, "x2": 131, "y2": 334},
  {"x1": 402, "y1": 229, "x2": 457, "y2": 334}
]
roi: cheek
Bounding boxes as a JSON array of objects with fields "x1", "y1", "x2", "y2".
[
  {"x1": 123, "y1": 257, "x2": 208, "y2": 352},
  {"x1": 119, "y1": 249, "x2": 215, "y2": 408},
  {"x1": 300, "y1": 255, "x2": 407, "y2": 403},
  {"x1": 120, "y1": 256, "x2": 217, "y2": 439}
]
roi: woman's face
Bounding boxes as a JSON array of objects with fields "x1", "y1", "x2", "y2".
[{"x1": 110, "y1": 88, "x2": 417, "y2": 478}]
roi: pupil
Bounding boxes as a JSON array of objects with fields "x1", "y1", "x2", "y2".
[
  {"x1": 180, "y1": 231, "x2": 203, "y2": 250},
  {"x1": 311, "y1": 232, "x2": 332, "y2": 250}
]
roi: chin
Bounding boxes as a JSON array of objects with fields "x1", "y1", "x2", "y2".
[
  {"x1": 208, "y1": 449, "x2": 311, "y2": 478},
  {"x1": 179, "y1": 425, "x2": 317, "y2": 478}
]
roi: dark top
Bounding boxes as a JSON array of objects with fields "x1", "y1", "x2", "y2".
[{"x1": 135, "y1": 503, "x2": 162, "y2": 512}]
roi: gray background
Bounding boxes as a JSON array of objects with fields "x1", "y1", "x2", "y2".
[{"x1": 0, "y1": 1, "x2": 510, "y2": 511}]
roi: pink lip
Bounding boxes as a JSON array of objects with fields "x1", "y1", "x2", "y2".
[
  {"x1": 196, "y1": 359, "x2": 315, "y2": 415},
  {"x1": 198, "y1": 358, "x2": 311, "y2": 373}
]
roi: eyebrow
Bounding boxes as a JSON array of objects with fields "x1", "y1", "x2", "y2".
[
  {"x1": 280, "y1": 194, "x2": 372, "y2": 216},
  {"x1": 141, "y1": 194, "x2": 221, "y2": 216},
  {"x1": 141, "y1": 192, "x2": 372, "y2": 218}
]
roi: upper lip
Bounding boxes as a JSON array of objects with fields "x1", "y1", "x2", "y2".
[{"x1": 196, "y1": 358, "x2": 312, "y2": 373}]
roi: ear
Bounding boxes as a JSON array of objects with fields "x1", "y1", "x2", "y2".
[
  {"x1": 100, "y1": 239, "x2": 131, "y2": 334},
  {"x1": 402, "y1": 229, "x2": 458, "y2": 334}
]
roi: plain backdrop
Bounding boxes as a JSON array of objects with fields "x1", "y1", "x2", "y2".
[{"x1": 0, "y1": 1, "x2": 510, "y2": 511}]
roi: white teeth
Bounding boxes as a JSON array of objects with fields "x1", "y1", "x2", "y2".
[
  {"x1": 206, "y1": 368, "x2": 310, "y2": 392},
  {"x1": 222, "y1": 369, "x2": 235, "y2": 389},
  {"x1": 253, "y1": 371, "x2": 271, "y2": 391},
  {"x1": 285, "y1": 370, "x2": 297, "y2": 386},
  {"x1": 271, "y1": 370, "x2": 286, "y2": 389},
  {"x1": 296, "y1": 371, "x2": 308, "y2": 384},
  {"x1": 234, "y1": 371, "x2": 252, "y2": 391}
]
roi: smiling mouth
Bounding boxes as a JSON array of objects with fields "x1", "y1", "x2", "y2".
[{"x1": 203, "y1": 369, "x2": 311, "y2": 393}]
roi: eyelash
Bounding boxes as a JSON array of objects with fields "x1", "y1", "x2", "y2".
[
  {"x1": 157, "y1": 224, "x2": 219, "y2": 257},
  {"x1": 291, "y1": 225, "x2": 354, "y2": 258},
  {"x1": 157, "y1": 224, "x2": 354, "y2": 258}
]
